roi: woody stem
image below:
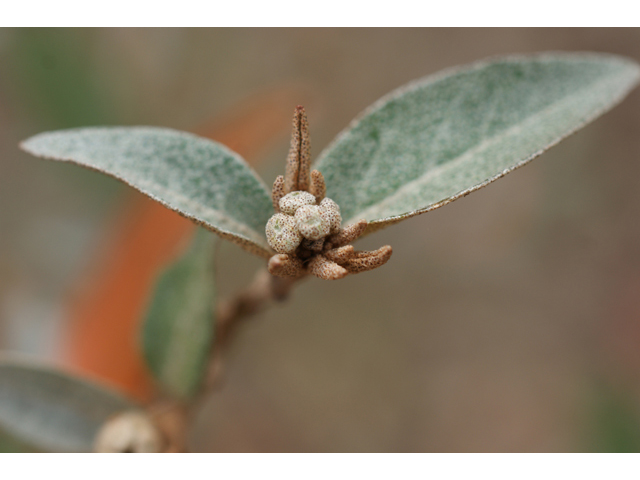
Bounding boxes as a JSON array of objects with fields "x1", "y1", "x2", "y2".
[
  {"x1": 150, "y1": 269, "x2": 301, "y2": 451},
  {"x1": 214, "y1": 269, "x2": 299, "y2": 352}
]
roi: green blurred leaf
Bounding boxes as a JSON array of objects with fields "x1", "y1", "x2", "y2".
[
  {"x1": 6, "y1": 28, "x2": 116, "y2": 128},
  {"x1": 142, "y1": 228, "x2": 217, "y2": 399},
  {"x1": 316, "y1": 53, "x2": 640, "y2": 232},
  {"x1": 0, "y1": 428, "x2": 39, "y2": 453},
  {"x1": 0, "y1": 358, "x2": 135, "y2": 452},
  {"x1": 21, "y1": 127, "x2": 273, "y2": 257},
  {"x1": 590, "y1": 382, "x2": 640, "y2": 453}
]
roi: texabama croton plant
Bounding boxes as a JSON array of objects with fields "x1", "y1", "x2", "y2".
[
  {"x1": 1, "y1": 52, "x2": 638, "y2": 452},
  {"x1": 19, "y1": 53, "x2": 640, "y2": 281}
]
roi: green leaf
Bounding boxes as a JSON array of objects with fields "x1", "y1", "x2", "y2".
[
  {"x1": 589, "y1": 381, "x2": 640, "y2": 452},
  {"x1": 0, "y1": 428, "x2": 39, "y2": 453},
  {"x1": 21, "y1": 127, "x2": 274, "y2": 257},
  {"x1": 142, "y1": 228, "x2": 217, "y2": 399},
  {"x1": 316, "y1": 53, "x2": 640, "y2": 231},
  {"x1": 0, "y1": 358, "x2": 135, "y2": 452},
  {"x1": 6, "y1": 29, "x2": 117, "y2": 128}
]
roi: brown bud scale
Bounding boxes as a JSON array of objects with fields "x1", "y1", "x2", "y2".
[
  {"x1": 271, "y1": 175, "x2": 285, "y2": 213},
  {"x1": 308, "y1": 255, "x2": 348, "y2": 280}
]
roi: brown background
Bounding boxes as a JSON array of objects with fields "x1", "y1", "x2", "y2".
[{"x1": 1, "y1": 28, "x2": 640, "y2": 451}]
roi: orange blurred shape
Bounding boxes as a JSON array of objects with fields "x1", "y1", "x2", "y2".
[{"x1": 64, "y1": 86, "x2": 313, "y2": 401}]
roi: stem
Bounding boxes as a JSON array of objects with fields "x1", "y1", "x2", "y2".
[
  {"x1": 149, "y1": 400, "x2": 189, "y2": 453},
  {"x1": 152, "y1": 269, "x2": 302, "y2": 451},
  {"x1": 218, "y1": 270, "x2": 298, "y2": 347},
  {"x1": 204, "y1": 269, "x2": 300, "y2": 392}
]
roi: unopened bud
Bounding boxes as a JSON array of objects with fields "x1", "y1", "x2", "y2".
[
  {"x1": 279, "y1": 191, "x2": 316, "y2": 215},
  {"x1": 295, "y1": 205, "x2": 330, "y2": 241},
  {"x1": 266, "y1": 213, "x2": 303, "y2": 254},
  {"x1": 319, "y1": 197, "x2": 342, "y2": 233},
  {"x1": 93, "y1": 411, "x2": 163, "y2": 453}
]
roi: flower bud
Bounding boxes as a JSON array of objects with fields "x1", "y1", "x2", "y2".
[
  {"x1": 279, "y1": 191, "x2": 316, "y2": 215},
  {"x1": 93, "y1": 411, "x2": 164, "y2": 453},
  {"x1": 295, "y1": 205, "x2": 330, "y2": 240},
  {"x1": 266, "y1": 213, "x2": 303, "y2": 254},
  {"x1": 319, "y1": 197, "x2": 342, "y2": 233}
]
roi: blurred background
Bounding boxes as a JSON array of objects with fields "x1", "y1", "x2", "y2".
[{"x1": 1, "y1": 28, "x2": 640, "y2": 452}]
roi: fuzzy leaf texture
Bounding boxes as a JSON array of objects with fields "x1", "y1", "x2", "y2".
[
  {"x1": 316, "y1": 53, "x2": 640, "y2": 232},
  {"x1": 21, "y1": 127, "x2": 274, "y2": 257},
  {"x1": 0, "y1": 359, "x2": 135, "y2": 452},
  {"x1": 142, "y1": 229, "x2": 217, "y2": 399}
]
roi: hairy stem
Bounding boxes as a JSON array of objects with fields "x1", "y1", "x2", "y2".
[
  {"x1": 152, "y1": 269, "x2": 302, "y2": 451},
  {"x1": 215, "y1": 269, "x2": 299, "y2": 350},
  {"x1": 204, "y1": 269, "x2": 300, "y2": 392}
]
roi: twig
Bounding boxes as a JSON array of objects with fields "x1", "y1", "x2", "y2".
[
  {"x1": 204, "y1": 269, "x2": 300, "y2": 391},
  {"x1": 149, "y1": 269, "x2": 302, "y2": 451},
  {"x1": 214, "y1": 269, "x2": 300, "y2": 350}
]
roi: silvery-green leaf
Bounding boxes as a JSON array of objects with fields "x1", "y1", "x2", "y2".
[
  {"x1": 0, "y1": 358, "x2": 135, "y2": 452},
  {"x1": 142, "y1": 228, "x2": 216, "y2": 399},
  {"x1": 316, "y1": 53, "x2": 640, "y2": 232},
  {"x1": 21, "y1": 127, "x2": 274, "y2": 257}
]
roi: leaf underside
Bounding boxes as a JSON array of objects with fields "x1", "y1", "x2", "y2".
[
  {"x1": 315, "y1": 53, "x2": 640, "y2": 232},
  {"x1": 0, "y1": 359, "x2": 135, "y2": 452},
  {"x1": 142, "y1": 229, "x2": 217, "y2": 399},
  {"x1": 21, "y1": 127, "x2": 274, "y2": 257}
]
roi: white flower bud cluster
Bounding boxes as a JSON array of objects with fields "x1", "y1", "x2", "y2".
[{"x1": 266, "y1": 192, "x2": 342, "y2": 254}]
